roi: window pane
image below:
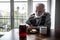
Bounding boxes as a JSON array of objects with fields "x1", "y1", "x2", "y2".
[
  {"x1": 0, "y1": 3, "x2": 10, "y2": 32},
  {"x1": 33, "y1": 2, "x2": 47, "y2": 13},
  {"x1": 0, "y1": 3, "x2": 10, "y2": 17},
  {"x1": 0, "y1": 19, "x2": 11, "y2": 32},
  {"x1": 14, "y1": 0, "x2": 27, "y2": 1},
  {"x1": 33, "y1": 0, "x2": 47, "y2": 1},
  {"x1": 14, "y1": 2, "x2": 27, "y2": 28},
  {"x1": 0, "y1": 0, "x2": 10, "y2": 1},
  {"x1": 14, "y1": 19, "x2": 18, "y2": 28}
]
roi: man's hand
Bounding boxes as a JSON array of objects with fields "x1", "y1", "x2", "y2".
[{"x1": 27, "y1": 25, "x2": 37, "y2": 29}]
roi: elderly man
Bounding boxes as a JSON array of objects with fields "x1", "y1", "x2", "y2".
[{"x1": 26, "y1": 3, "x2": 51, "y2": 33}]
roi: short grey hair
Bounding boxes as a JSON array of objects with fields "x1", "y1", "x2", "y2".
[{"x1": 36, "y1": 3, "x2": 45, "y2": 9}]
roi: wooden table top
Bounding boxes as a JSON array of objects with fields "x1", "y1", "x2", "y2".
[{"x1": 0, "y1": 29, "x2": 60, "y2": 40}]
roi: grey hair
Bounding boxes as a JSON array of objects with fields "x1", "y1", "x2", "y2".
[{"x1": 36, "y1": 3, "x2": 45, "y2": 8}]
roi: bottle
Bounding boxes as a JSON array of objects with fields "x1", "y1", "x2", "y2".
[{"x1": 19, "y1": 24, "x2": 26, "y2": 40}]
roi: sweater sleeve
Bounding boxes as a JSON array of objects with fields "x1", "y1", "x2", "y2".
[{"x1": 44, "y1": 13, "x2": 51, "y2": 29}]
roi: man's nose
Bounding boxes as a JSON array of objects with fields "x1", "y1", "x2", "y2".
[{"x1": 38, "y1": 11, "x2": 42, "y2": 12}]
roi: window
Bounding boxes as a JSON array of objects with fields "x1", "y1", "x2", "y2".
[
  {"x1": 14, "y1": 0, "x2": 27, "y2": 28},
  {"x1": 14, "y1": 0, "x2": 27, "y2": 1},
  {"x1": 0, "y1": 0, "x2": 10, "y2": 1},
  {"x1": 33, "y1": 0, "x2": 47, "y2": 1},
  {"x1": 0, "y1": 0, "x2": 11, "y2": 32}
]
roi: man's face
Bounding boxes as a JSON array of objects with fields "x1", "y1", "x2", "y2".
[{"x1": 36, "y1": 4, "x2": 44, "y2": 16}]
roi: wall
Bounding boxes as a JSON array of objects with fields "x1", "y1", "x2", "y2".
[{"x1": 55, "y1": 0, "x2": 60, "y2": 30}]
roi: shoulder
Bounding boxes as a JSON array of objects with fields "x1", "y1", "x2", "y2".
[
  {"x1": 30, "y1": 13, "x2": 35, "y2": 16},
  {"x1": 28, "y1": 13, "x2": 35, "y2": 19},
  {"x1": 44, "y1": 12, "x2": 50, "y2": 16},
  {"x1": 44, "y1": 12, "x2": 51, "y2": 20}
]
